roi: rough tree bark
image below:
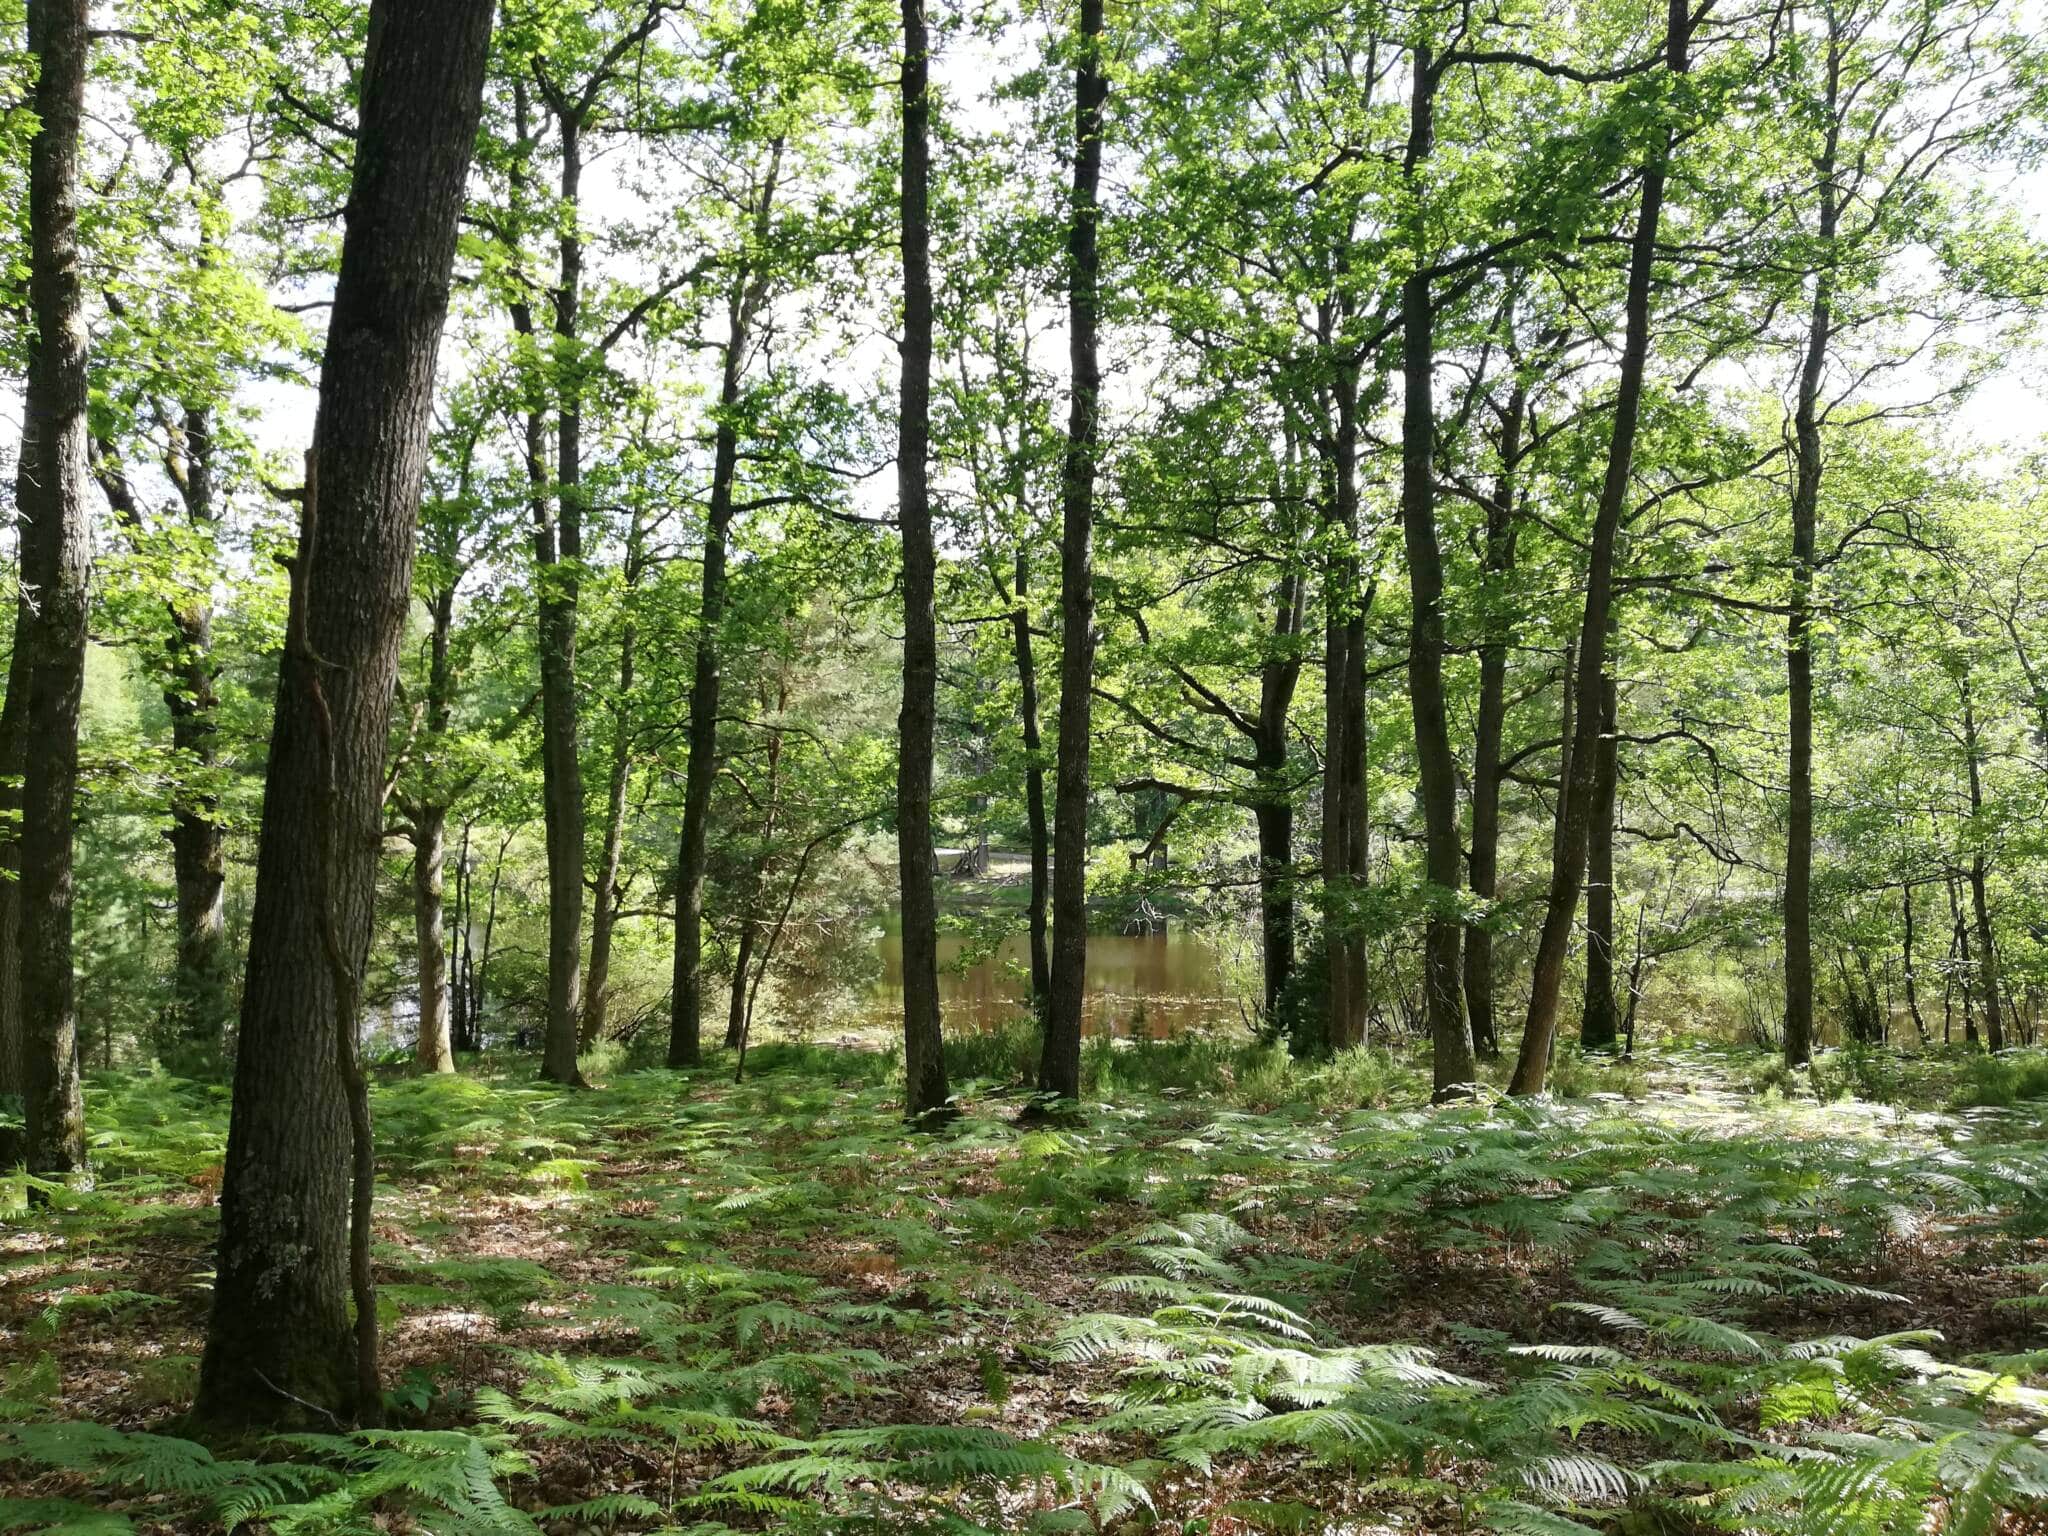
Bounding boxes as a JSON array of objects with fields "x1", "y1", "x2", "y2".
[
  {"x1": 1511, "y1": 0, "x2": 1690, "y2": 1095},
  {"x1": 195, "y1": 0, "x2": 494, "y2": 1427},
  {"x1": 1039, "y1": 0, "x2": 1107, "y2": 1104},
  {"x1": 18, "y1": 0, "x2": 93, "y2": 1183}
]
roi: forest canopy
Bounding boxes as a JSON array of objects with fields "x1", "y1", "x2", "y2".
[{"x1": 4, "y1": 0, "x2": 2048, "y2": 1531}]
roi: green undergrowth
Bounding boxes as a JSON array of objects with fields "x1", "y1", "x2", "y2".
[{"x1": 4, "y1": 1039, "x2": 2048, "y2": 1533}]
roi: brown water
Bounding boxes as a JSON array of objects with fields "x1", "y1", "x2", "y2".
[{"x1": 871, "y1": 930, "x2": 1244, "y2": 1038}]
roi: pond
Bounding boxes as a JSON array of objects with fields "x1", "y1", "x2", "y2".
[{"x1": 869, "y1": 928, "x2": 1247, "y2": 1038}]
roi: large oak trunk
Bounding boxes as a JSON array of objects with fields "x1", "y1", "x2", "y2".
[{"x1": 196, "y1": 0, "x2": 494, "y2": 1427}]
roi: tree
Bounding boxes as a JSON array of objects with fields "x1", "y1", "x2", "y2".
[
  {"x1": 1039, "y1": 0, "x2": 1107, "y2": 1105},
  {"x1": 196, "y1": 0, "x2": 495, "y2": 1427},
  {"x1": 16, "y1": 0, "x2": 93, "y2": 1182},
  {"x1": 895, "y1": 0, "x2": 951, "y2": 1121},
  {"x1": 1511, "y1": 0, "x2": 1695, "y2": 1096}
]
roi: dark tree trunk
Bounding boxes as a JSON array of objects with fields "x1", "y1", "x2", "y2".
[
  {"x1": 1511, "y1": 0, "x2": 1689, "y2": 1095},
  {"x1": 584, "y1": 512, "x2": 645, "y2": 1052},
  {"x1": 1254, "y1": 564, "x2": 1305, "y2": 1018},
  {"x1": 1321, "y1": 345, "x2": 1369, "y2": 1053},
  {"x1": 1012, "y1": 546, "x2": 1052, "y2": 1020},
  {"x1": 1579, "y1": 661, "x2": 1621, "y2": 1051},
  {"x1": 533, "y1": 110, "x2": 587, "y2": 1086},
  {"x1": 1962, "y1": 686, "x2": 2004, "y2": 1052},
  {"x1": 1464, "y1": 381, "x2": 1525, "y2": 1060},
  {"x1": 94, "y1": 427, "x2": 234, "y2": 1052},
  {"x1": 412, "y1": 569, "x2": 457, "y2": 1074},
  {"x1": 670, "y1": 158, "x2": 781, "y2": 1070},
  {"x1": 162, "y1": 408, "x2": 234, "y2": 1047},
  {"x1": 1784, "y1": 37, "x2": 1840, "y2": 1071},
  {"x1": 724, "y1": 700, "x2": 784, "y2": 1051},
  {"x1": 413, "y1": 804, "x2": 453, "y2": 1073},
  {"x1": 17, "y1": 0, "x2": 92, "y2": 1183},
  {"x1": 898, "y1": 0, "x2": 953, "y2": 1120},
  {"x1": 1901, "y1": 880, "x2": 1927, "y2": 1042},
  {"x1": 1040, "y1": 0, "x2": 1107, "y2": 1104},
  {"x1": 583, "y1": 615, "x2": 633, "y2": 1051},
  {"x1": 1398, "y1": 42, "x2": 1476, "y2": 1098},
  {"x1": 196, "y1": 0, "x2": 494, "y2": 1427}
]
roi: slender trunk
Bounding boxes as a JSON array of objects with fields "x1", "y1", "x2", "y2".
[
  {"x1": 1784, "y1": 38, "x2": 1840, "y2": 1070},
  {"x1": 1580, "y1": 660, "x2": 1621, "y2": 1051},
  {"x1": 724, "y1": 706, "x2": 785, "y2": 1050},
  {"x1": 897, "y1": 0, "x2": 951, "y2": 1121},
  {"x1": 18, "y1": 0, "x2": 92, "y2": 1183},
  {"x1": 1012, "y1": 546, "x2": 1052, "y2": 1019},
  {"x1": 1321, "y1": 349, "x2": 1369, "y2": 1053},
  {"x1": 413, "y1": 804, "x2": 453, "y2": 1072},
  {"x1": 1511, "y1": 0, "x2": 1689, "y2": 1095},
  {"x1": 412, "y1": 571, "x2": 457, "y2": 1073},
  {"x1": 1398, "y1": 42, "x2": 1475, "y2": 1097},
  {"x1": 670, "y1": 159, "x2": 780, "y2": 1069},
  {"x1": 1039, "y1": 0, "x2": 1106, "y2": 1104},
  {"x1": 1464, "y1": 384, "x2": 1524, "y2": 1060},
  {"x1": 1901, "y1": 880, "x2": 1927, "y2": 1042},
  {"x1": 1254, "y1": 565, "x2": 1305, "y2": 1019},
  {"x1": 163, "y1": 408, "x2": 233, "y2": 1047},
  {"x1": 583, "y1": 585, "x2": 637, "y2": 1050},
  {"x1": 0, "y1": 449, "x2": 34, "y2": 1164},
  {"x1": 670, "y1": 338, "x2": 746, "y2": 1067},
  {"x1": 197, "y1": 0, "x2": 494, "y2": 1427},
  {"x1": 1962, "y1": 686, "x2": 2004, "y2": 1051}
]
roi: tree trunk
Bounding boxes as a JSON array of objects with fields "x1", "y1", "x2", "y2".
[
  {"x1": 17, "y1": 0, "x2": 92, "y2": 1184},
  {"x1": 1464, "y1": 382, "x2": 1524, "y2": 1060},
  {"x1": 1511, "y1": 0, "x2": 1689, "y2": 1095},
  {"x1": 1011, "y1": 546, "x2": 1052, "y2": 1020},
  {"x1": 411, "y1": 563, "x2": 458, "y2": 1073},
  {"x1": 1784, "y1": 37, "x2": 1840, "y2": 1070},
  {"x1": 1963, "y1": 685, "x2": 2004, "y2": 1052},
  {"x1": 196, "y1": 0, "x2": 494, "y2": 1427},
  {"x1": 1579, "y1": 661, "x2": 1621, "y2": 1051},
  {"x1": 898, "y1": 0, "x2": 953, "y2": 1121},
  {"x1": 670, "y1": 330, "x2": 748, "y2": 1068},
  {"x1": 1254, "y1": 563, "x2": 1305, "y2": 1020},
  {"x1": 583, "y1": 556, "x2": 639, "y2": 1051},
  {"x1": 413, "y1": 804, "x2": 454, "y2": 1073},
  {"x1": 1321, "y1": 342, "x2": 1369, "y2": 1054},
  {"x1": 0, "y1": 448, "x2": 35, "y2": 1165},
  {"x1": 1398, "y1": 42, "x2": 1476, "y2": 1099},
  {"x1": 1901, "y1": 880, "x2": 1927, "y2": 1042},
  {"x1": 1039, "y1": 0, "x2": 1107, "y2": 1104},
  {"x1": 533, "y1": 109, "x2": 588, "y2": 1086}
]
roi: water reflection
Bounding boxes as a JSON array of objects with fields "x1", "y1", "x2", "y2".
[{"x1": 872, "y1": 930, "x2": 1241, "y2": 1039}]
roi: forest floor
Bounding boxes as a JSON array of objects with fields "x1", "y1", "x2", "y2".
[{"x1": 4, "y1": 1030, "x2": 2048, "y2": 1535}]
